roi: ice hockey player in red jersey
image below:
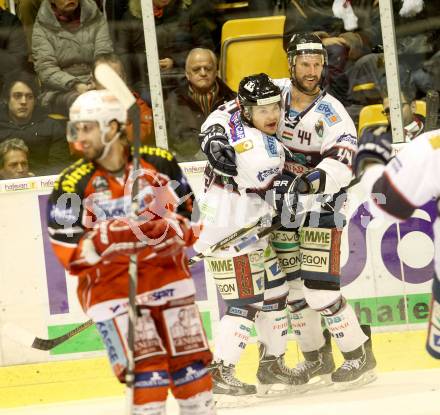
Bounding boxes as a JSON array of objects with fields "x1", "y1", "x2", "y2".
[{"x1": 47, "y1": 89, "x2": 215, "y2": 415}]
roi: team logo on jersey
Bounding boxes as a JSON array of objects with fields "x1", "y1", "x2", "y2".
[
  {"x1": 315, "y1": 119, "x2": 324, "y2": 137},
  {"x1": 336, "y1": 133, "x2": 357, "y2": 146},
  {"x1": 257, "y1": 167, "x2": 280, "y2": 182},
  {"x1": 315, "y1": 102, "x2": 341, "y2": 126},
  {"x1": 234, "y1": 139, "x2": 254, "y2": 153},
  {"x1": 92, "y1": 176, "x2": 109, "y2": 192},
  {"x1": 263, "y1": 135, "x2": 278, "y2": 157},
  {"x1": 49, "y1": 204, "x2": 77, "y2": 225},
  {"x1": 229, "y1": 111, "x2": 246, "y2": 142}
]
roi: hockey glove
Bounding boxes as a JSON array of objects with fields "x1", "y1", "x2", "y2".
[
  {"x1": 200, "y1": 124, "x2": 237, "y2": 177},
  {"x1": 354, "y1": 128, "x2": 392, "y2": 179},
  {"x1": 271, "y1": 171, "x2": 300, "y2": 214}
]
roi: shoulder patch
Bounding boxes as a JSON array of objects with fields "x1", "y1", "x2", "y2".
[
  {"x1": 315, "y1": 101, "x2": 341, "y2": 126},
  {"x1": 234, "y1": 139, "x2": 254, "y2": 153},
  {"x1": 228, "y1": 111, "x2": 246, "y2": 142},
  {"x1": 54, "y1": 160, "x2": 95, "y2": 193},
  {"x1": 429, "y1": 135, "x2": 440, "y2": 149}
]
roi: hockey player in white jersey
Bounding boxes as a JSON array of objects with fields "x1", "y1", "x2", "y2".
[
  {"x1": 354, "y1": 126, "x2": 440, "y2": 360},
  {"x1": 196, "y1": 74, "x2": 307, "y2": 403},
  {"x1": 268, "y1": 32, "x2": 377, "y2": 389}
]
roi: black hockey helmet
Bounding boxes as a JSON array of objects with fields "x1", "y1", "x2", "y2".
[
  {"x1": 287, "y1": 33, "x2": 327, "y2": 91},
  {"x1": 238, "y1": 73, "x2": 281, "y2": 108},
  {"x1": 287, "y1": 32, "x2": 328, "y2": 65}
]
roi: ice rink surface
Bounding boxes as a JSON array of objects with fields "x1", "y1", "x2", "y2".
[{"x1": 2, "y1": 368, "x2": 440, "y2": 415}]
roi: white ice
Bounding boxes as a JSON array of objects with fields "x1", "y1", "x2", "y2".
[{"x1": 2, "y1": 369, "x2": 440, "y2": 415}]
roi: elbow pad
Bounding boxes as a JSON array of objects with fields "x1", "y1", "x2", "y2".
[{"x1": 299, "y1": 168, "x2": 326, "y2": 194}]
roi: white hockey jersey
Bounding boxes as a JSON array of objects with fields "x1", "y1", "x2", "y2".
[
  {"x1": 274, "y1": 78, "x2": 357, "y2": 195},
  {"x1": 194, "y1": 100, "x2": 285, "y2": 256},
  {"x1": 360, "y1": 129, "x2": 440, "y2": 277}
]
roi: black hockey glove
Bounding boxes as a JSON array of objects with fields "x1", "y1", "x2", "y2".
[
  {"x1": 271, "y1": 171, "x2": 300, "y2": 214},
  {"x1": 271, "y1": 169, "x2": 326, "y2": 214},
  {"x1": 200, "y1": 124, "x2": 237, "y2": 177},
  {"x1": 354, "y1": 128, "x2": 392, "y2": 179}
]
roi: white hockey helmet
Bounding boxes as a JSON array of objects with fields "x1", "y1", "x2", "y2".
[
  {"x1": 68, "y1": 89, "x2": 127, "y2": 140},
  {"x1": 67, "y1": 89, "x2": 128, "y2": 160}
]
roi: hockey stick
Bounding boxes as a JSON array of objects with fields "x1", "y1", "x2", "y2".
[
  {"x1": 94, "y1": 63, "x2": 140, "y2": 409},
  {"x1": 2, "y1": 319, "x2": 95, "y2": 351},
  {"x1": 188, "y1": 214, "x2": 275, "y2": 266}
]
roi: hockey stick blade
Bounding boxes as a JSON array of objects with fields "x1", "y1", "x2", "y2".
[
  {"x1": 32, "y1": 319, "x2": 94, "y2": 350},
  {"x1": 94, "y1": 63, "x2": 136, "y2": 110},
  {"x1": 3, "y1": 319, "x2": 94, "y2": 351}
]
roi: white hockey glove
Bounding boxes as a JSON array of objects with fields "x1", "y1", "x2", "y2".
[
  {"x1": 200, "y1": 124, "x2": 237, "y2": 177},
  {"x1": 354, "y1": 128, "x2": 392, "y2": 179}
]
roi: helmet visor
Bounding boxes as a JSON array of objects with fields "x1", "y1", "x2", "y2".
[{"x1": 66, "y1": 121, "x2": 100, "y2": 142}]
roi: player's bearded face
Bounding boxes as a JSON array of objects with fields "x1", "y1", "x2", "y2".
[
  {"x1": 293, "y1": 54, "x2": 324, "y2": 94},
  {"x1": 70, "y1": 121, "x2": 105, "y2": 161}
]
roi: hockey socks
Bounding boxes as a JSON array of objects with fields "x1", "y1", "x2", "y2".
[
  {"x1": 323, "y1": 302, "x2": 368, "y2": 353},
  {"x1": 255, "y1": 308, "x2": 289, "y2": 357},
  {"x1": 213, "y1": 314, "x2": 252, "y2": 365},
  {"x1": 289, "y1": 304, "x2": 326, "y2": 352}
]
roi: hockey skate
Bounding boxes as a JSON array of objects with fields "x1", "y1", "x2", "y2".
[
  {"x1": 332, "y1": 325, "x2": 377, "y2": 390},
  {"x1": 256, "y1": 342, "x2": 309, "y2": 397},
  {"x1": 295, "y1": 329, "x2": 335, "y2": 392},
  {"x1": 209, "y1": 361, "x2": 258, "y2": 408}
]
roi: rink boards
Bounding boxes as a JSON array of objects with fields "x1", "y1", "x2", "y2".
[{"x1": 0, "y1": 160, "x2": 439, "y2": 407}]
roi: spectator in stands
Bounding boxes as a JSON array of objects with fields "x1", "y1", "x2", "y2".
[
  {"x1": 165, "y1": 48, "x2": 234, "y2": 161},
  {"x1": 115, "y1": 0, "x2": 216, "y2": 100},
  {"x1": 32, "y1": 0, "x2": 113, "y2": 115},
  {"x1": 0, "y1": 6, "x2": 30, "y2": 91},
  {"x1": 381, "y1": 93, "x2": 425, "y2": 141},
  {"x1": 347, "y1": 0, "x2": 439, "y2": 104},
  {"x1": 92, "y1": 53, "x2": 155, "y2": 145},
  {"x1": 15, "y1": 0, "x2": 43, "y2": 54},
  {"x1": 360, "y1": 82, "x2": 425, "y2": 143},
  {"x1": 0, "y1": 138, "x2": 34, "y2": 179},
  {"x1": 16, "y1": 0, "x2": 106, "y2": 52},
  {"x1": 0, "y1": 72, "x2": 71, "y2": 176}
]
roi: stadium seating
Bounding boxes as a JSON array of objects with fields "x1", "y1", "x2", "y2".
[
  {"x1": 220, "y1": 15, "x2": 289, "y2": 91},
  {"x1": 358, "y1": 100, "x2": 426, "y2": 136}
]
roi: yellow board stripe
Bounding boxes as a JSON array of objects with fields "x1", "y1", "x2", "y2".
[{"x1": 2, "y1": 331, "x2": 440, "y2": 408}]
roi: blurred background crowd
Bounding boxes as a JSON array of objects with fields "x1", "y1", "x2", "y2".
[{"x1": 0, "y1": 0, "x2": 438, "y2": 179}]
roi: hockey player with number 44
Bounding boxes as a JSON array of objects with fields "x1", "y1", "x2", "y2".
[
  {"x1": 354, "y1": 126, "x2": 440, "y2": 361},
  {"x1": 196, "y1": 73, "x2": 308, "y2": 405},
  {"x1": 47, "y1": 90, "x2": 215, "y2": 415},
  {"x1": 267, "y1": 32, "x2": 377, "y2": 390}
]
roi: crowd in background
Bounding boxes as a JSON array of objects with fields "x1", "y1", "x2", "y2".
[{"x1": 0, "y1": 0, "x2": 439, "y2": 179}]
